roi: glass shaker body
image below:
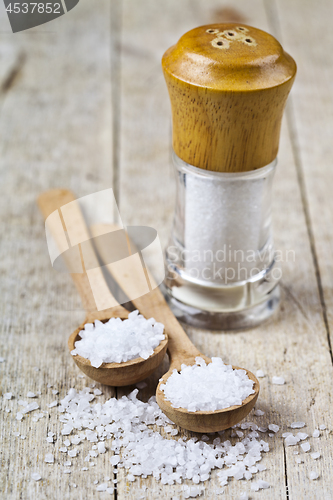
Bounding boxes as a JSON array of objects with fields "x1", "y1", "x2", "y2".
[{"x1": 163, "y1": 152, "x2": 280, "y2": 330}]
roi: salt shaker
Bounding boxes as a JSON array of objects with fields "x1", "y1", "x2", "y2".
[{"x1": 162, "y1": 24, "x2": 296, "y2": 330}]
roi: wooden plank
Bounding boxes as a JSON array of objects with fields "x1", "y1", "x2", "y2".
[
  {"x1": 0, "y1": 1, "x2": 117, "y2": 498},
  {"x1": 117, "y1": 0, "x2": 333, "y2": 498}
]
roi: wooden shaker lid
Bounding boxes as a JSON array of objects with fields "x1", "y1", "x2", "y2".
[{"x1": 162, "y1": 24, "x2": 296, "y2": 172}]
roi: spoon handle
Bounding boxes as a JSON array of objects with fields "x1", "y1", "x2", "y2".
[
  {"x1": 90, "y1": 223, "x2": 209, "y2": 370},
  {"x1": 37, "y1": 189, "x2": 126, "y2": 319}
]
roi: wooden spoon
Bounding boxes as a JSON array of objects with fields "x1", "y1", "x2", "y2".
[
  {"x1": 37, "y1": 189, "x2": 168, "y2": 387},
  {"x1": 92, "y1": 228, "x2": 260, "y2": 433}
]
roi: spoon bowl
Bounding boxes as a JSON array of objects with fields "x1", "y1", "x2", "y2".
[
  {"x1": 156, "y1": 363, "x2": 259, "y2": 433},
  {"x1": 68, "y1": 314, "x2": 168, "y2": 387}
]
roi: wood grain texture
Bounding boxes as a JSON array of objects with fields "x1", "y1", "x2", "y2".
[
  {"x1": 117, "y1": 0, "x2": 333, "y2": 499},
  {"x1": 0, "y1": 0, "x2": 332, "y2": 499},
  {"x1": 162, "y1": 23, "x2": 296, "y2": 172}
]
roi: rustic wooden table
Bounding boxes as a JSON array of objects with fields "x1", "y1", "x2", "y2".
[{"x1": 0, "y1": 1, "x2": 332, "y2": 499}]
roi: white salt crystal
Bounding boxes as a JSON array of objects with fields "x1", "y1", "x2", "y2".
[
  {"x1": 33, "y1": 367, "x2": 39, "y2": 372},
  {"x1": 59, "y1": 447, "x2": 67, "y2": 453},
  {"x1": 296, "y1": 458, "x2": 303, "y2": 464},
  {"x1": 256, "y1": 370, "x2": 265, "y2": 378},
  {"x1": 72, "y1": 484, "x2": 77, "y2": 488},
  {"x1": 285, "y1": 435, "x2": 300, "y2": 446},
  {"x1": 97, "y1": 483, "x2": 108, "y2": 492},
  {"x1": 48, "y1": 401, "x2": 58, "y2": 408},
  {"x1": 90, "y1": 462, "x2": 95, "y2": 467},
  {"x1": 161, "y1": 357, "x2": 255, "y2": 412},
  {"x1": 312, "y1": 429, "x2": 320, "y2": 438},
  {"x1": 93, "y1": 388, "x2": 102, "y2": 396},
  {"x1": 4, "y1": 392, "x2": 13, "y2": 400},
  {"x1": 22, "y1": 402, "x2": 39, "y2": 414},
  {"x1": 20, "y1": 435, "x2": 26, "y2": 439},
  {"x1": 311, "y1": 452, "x2": 320, "y2": 459},
  {"x1": 268, "y1": 424, "x2": 279, "y2": 433},
  {"x1": 110, "y1": 455, "x2": 120, "y2": 466},
  {"x1": 282, "y1": 432, "x2": 292, "y2": 438},
  {"x1": 52, "y1": 390, "x2": 59, "y2": 395},
  {"x1": 254, "y1": 409, "x2": 265, "y2": 416},
  {"x1": 68, "y1": 449, "x2": 78, "y2": 458},
  {"x1": 93, "y1": 480, "x2": 98, "y2": 485},
  {"x1": 296, "y1": 432, "x2": 308, "y2": 441},
  {"x1": 46, "y1": 436, "x2": 54, "y2": 443},
  {"x1": 290, "y1": 421, "x2": 305, "y2": 429},
  {"x1": 64, "y1": 439, "x2": 71, "y2": 447},
  {"x1": 5, "y1": 408, "x2": 10, "y2": 413},
  {"x1": 309, "y1": 471, "x2": 319, "y2": 480},
  {"x1": 272, "y1": 376, "x2": 285, "y2": 385},
  {"x1": 31, "y1": 473, "x2": 42, "y2": 481},
  {"x1": 64, "y1": 461, "x2": 72, "y2": 466},
  {"x1": 45, "y1": 453, "x2": 54, "y2": 463},
  {"x1": 98, "y1": 442, "x2": 106, "y2": 454},
  {"x1": 63, "y1": 469, "x2": 71, "y2": 474},
  {"x1": 301, "y1": 442, "x2": 310, "y2": 452},
  {"x1": 239, "y1": 494, "x2": 248, "y2": 500},
  {"x1": 0, "y1": 357, "x2": 5, "y2": 362},
  {"x1": 71, "y1": 311, "x2": 165, "y2": 367},
  {"x1": 18, "y1": 400, "x2": 28, "y2": 406},
  {"x1": 16, "y1": 412, "x2": 23, "y2": 421},
  {"x1": 27, "y1": 392, "x2": 36, "y2": 398},
  {"x1": 82, "y1": 467, "x2": 88, "y2": 471},
  {"x1": 319, "y1": 424, "x2": 326, "y2": 430}
]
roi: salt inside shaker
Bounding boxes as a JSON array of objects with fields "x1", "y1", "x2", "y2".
[{"x1": 162, "y1": 24, "x2": 296, "y2": 330}]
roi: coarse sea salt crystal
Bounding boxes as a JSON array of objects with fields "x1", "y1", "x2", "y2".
[
  {"x1": 268, "y1": 424, "x2": 279, "y2": 433},
  {"x1": 290, "y1": 421, "x2": 305, "y2": 429},
  {"x1": 239, "y1": 493, "x2": 248, "y2": 500},
  {"x1": 312, "y1": 429, "x2": 320, "y2": 438},
  {"x1": 254, "y1": 409, "x2": 265, "y2": 416},
  {"x1": 285, "y1": 435, "x2": 300, "y2": 446},
  {"x1": 296, "y1": 432, "x2": 308, "y2": 441},
  {"x1": 251, "y1": 479, "x2": 270, "y2": 491},
  {"x1": 161, "y1": 357, "x2": 255, "y2": 412},
  {"x1": 301, "y1": 442, "x2": 310, "y2": 453},
  {"x1": 4, "y1": 392, "x2": 13, "y2": 400},
  {"x1": 27, "y1": 392, "x2": 36, "y2": 398},
  {"x1": 45, "y1": 453, "x2": 54, "y2": 463},
  {"x1": 31, "y1": 473, "x2": 42, "y2": 481},
  {"x1": 71, "y1": 311, "x2": 165, "y2": 367},
  {"x1": 309, "y1": 471, "x2": 319, "y2": 480},
  {"x1": 256, "y1": 370, "x2": 265, "y2": 378},
  {"x1": 272, "y1": 376, "x2": 285, "y2": 385},
  {"x1": 319, "y1": 424, "x2": 326, "y2": 430},
  {"x1": 311, "y1": 452, "x2": 320, "y2": 460},
  {"x1": 0, "y1": 357, "x2": 5, "y2": 362}
]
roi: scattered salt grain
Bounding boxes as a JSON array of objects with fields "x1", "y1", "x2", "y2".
[
  {"x1": 45, "y1": 453, "x2": 54, "y2": 463},
  {"x1": 97, "y1": 483, "x2": 108, "y2": 492},
  {"x1": 296, "y1": 458, "x2": 303, "y2": 464},
  {"x1": 33, "y1": 367, "x2": 39, "y2": 372},
  {"x1": 272, "y1": 376, "x2": 285, "y2": 385},
  {"x1": 63, "y1": 469, "x2": 71, "y2": 474},
  {"x1": 4, "y1": 392, "x2": 13, "y2": 400},
  {"x1": 20, "y1": 435, "x2": 26, "y2": 439},
  {"x1": 98, "y1": 442, "x2": 106, "y2": 454},
  {"x1": 64, "y1": 461, "x2": 72, "y2": 466},
  {"x1": 311, "y1": 452, "x2": 320, "y2": 460},
  {"x1": 68, "y1": 449, "x2": 78, "y2": 458},
  {"x1": 71, "y1": 311, "x2": 165, "y2": 367},
  {"x1": 301, "y1": 442, "x2": 310, "y2": 453},
  {"x1": 319, "y1": 424, "x2": 326, "y2": 430},
  {"x1": 254, "y1": 409, "x2": 265, "y2": 416},
  {"x1": 72, "y1": 484, "x2": 77, "y2": 488},
  {"x1": 27, "y1": 392, "x2": 36, "y2": 398},
  {"x1": 290, "y1": 422, "x2": 305, "y2": 429},
  {"x1": 64, "y1": 439, "x2": 71, "y2": 447},
  {"x1": 16, "y1": 412, "x2": 23, "y2": 421},
  {"x1": 256, "y1": 370, "x2": 265, "y2": 378},
  {"x1": 0, "y1": 357, "x2": 5, "y2": 362},
  {"x1": 313, "y1": 429, "x2": 320, "y2": 438},
  {"x1": 82, "y1": 467, "x2": 88, "y2": 471},
  {"x1": 309, "y1": 471, "x2": 319, "y2": 480},
  {"x1": 239, "y1": 494, "x2": 248, "y2": 500},
  {"x1": 48, "y1": 401, "x2": 58, "y2": 408},
  {"x1": 59, "y1": 447, "x2": 67, "y2": 453},
  {"x1": 52, "y1": 390, "x2": 59, "y2": 395},
  {"x1": 268, "y1": 424, "x2": 279, "y2": 433},
  {"x1": 161, "y1": 357, "x2": 255, "y2": 412},
  {"x1": 22, "y1": 402, "x2": 39, "y2": 414},
  {"x1": 31, "y1": 473, "x2": 42, "y2": 481},
  {"x1": 285, "y1": 435, "x2": 300, "y2": 446},
  {"x1": 18, "y1": 400, "x2": 28, "y2": 406},
  {"x1": 93, "y1": 388, "x2": 102, "y2": 396},
  {"x1": 296, "y1": 432, "x2": 308, "y2": 441}
]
